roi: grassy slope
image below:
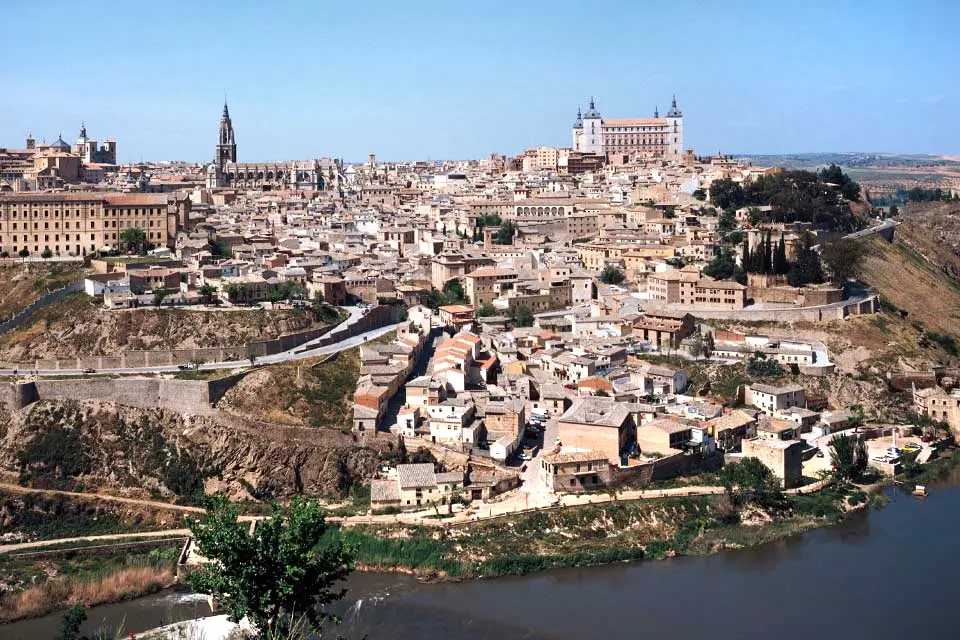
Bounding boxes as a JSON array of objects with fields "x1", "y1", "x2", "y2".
[
  {"x1": 861, "y1": 234, "x2": 960, "y2": 339},
  {"x1": 0, "y1": 263, "x2": 87, "y2": 320},
  {"x1": 219, "y1": 349, "x2": 362, "y2": 429}
]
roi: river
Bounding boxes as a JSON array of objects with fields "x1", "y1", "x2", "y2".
[{"x1": 6, "y1": 467, "x2": 959, "y2": 639}]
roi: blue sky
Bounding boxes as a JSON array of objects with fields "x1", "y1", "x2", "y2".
[{"x1": 1, "y1": 0, "x2": 957, "y2": 163}]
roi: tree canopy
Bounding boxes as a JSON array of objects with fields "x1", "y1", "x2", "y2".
[
  {"x1": 719, "y1": 457, "x2": 784, "y2": 508},
  {"x1": 187, "y1": 496, "x2": 352, "y2": 635},
  {"x1": 703, "y1": 247, "x2": 746, "y2": 284},
  {"x1": 786, "y1": 232, "x2": 825, "y2": 287},
  {"x1": 119, "y1": 227, "x2": 147, "y2": 255},
  {"x1": 710, "y1": 167, "x2": 862, "y2": 231},
  {"x1": 476, "y1": 302, "x2": 497, "y2": 317},
  {"x1": 492, "y1": 221, "x2": 517, "y2": 245},
  {"x1": 426, "y1": 278, "x2": 469, "y2": 309},
  {"x1": 820, "y1": 237, "x2": 866, "y2": 285},
  {"x1": 599, "y1": 265, "x2": 626, "y2": 285},
  {"x1": 511, "y1": 305, "x2": 534, "y2": 327},
  {"x1": 829, "y1": 433, "x2": 869, "y2": 484}
]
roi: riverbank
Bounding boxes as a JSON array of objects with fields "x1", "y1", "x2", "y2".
[
  {"x1": 0, "y1": 547, "x2": 179, "y2": 623},
  {"x1": 340, "y1": 487, "x2": 864, "y2": 581}
]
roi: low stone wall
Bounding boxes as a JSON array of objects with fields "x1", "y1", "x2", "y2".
[
  {"x1": 798, "y1": 363, "x2": 837, "y2": 376},
  {"x1": 659, "y1": 296, "x2": 880, "y2": 323},
  {"x1": 1, "y1": 375, "x2": 250, "y2": 416}
]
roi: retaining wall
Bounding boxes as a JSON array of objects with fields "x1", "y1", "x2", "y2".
[
  {"x1": 658, "y1": 296, "x2": 880, "y2": 323},
  {"x1": 2, "y1": 377, "x2": 239, "y2": 416},
  {"x1": 0, "y1": 282, "x2": 84, "y2": 335}
]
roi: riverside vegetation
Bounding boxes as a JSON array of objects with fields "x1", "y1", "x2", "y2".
[
  {"x1": 340, "y1": 471, "x2": 867, "y2": 581},
  {"x1": 0, "y1": 546, "x2": 179, "y2": 623}
]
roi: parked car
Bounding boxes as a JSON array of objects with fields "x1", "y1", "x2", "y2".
[
  {"x1": 81, "y1": 367, "x2": 96, "y2": 374},
  {"x1": 816, "y1": 451, "x2": 825, "y2": 458},
  {"x1": 178, "y1": 363, "x2": 198, "y2": 371}
]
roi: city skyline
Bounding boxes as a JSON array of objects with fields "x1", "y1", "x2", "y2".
[{"x1": 1, "y1": 0, "x2": 958, "y2": 163}]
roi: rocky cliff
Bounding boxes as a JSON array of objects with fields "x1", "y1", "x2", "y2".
[{"x1": 0, "y1": 399, "x2": 383, "y2": 501}]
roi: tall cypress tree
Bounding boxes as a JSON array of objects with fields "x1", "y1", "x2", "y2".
[
  {"x1": 741, "y1": 240, "x2": 750, "y2": 274},
  {"x1": 774, "y1": 234, "x2": 789, "y2": 274}
]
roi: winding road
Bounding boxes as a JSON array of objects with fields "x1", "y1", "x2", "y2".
[{"x1": 0, "y1": 306, "x2": 400, "y2": 378}]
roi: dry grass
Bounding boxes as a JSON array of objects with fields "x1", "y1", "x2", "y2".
[
  {"x1": 0, "y1": 564, "x2": 174, "y2": 623},
  {"x1": 861, "y1": 236, "x2": 960, "y2": 339}
]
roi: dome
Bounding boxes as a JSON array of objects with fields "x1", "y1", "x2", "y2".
[{"x1": 50, "y1": 135, "x2": 70, "y2": 150}]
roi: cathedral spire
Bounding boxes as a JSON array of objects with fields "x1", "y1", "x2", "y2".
[{"x1": 654, "y1": 105, "x2": 659, "y2": 118}]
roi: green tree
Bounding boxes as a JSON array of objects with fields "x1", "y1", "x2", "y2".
[
  {"x1": 703, "y1": 247, "x2": 745, "y2": 283},
  {"x1": 210, "y1": 237, "x2": 232, "y2": 257},
  {"x1": 511, "y1": 305, "x2": 534, "y2": 327},
  {"x1": 889, "y1": 204, "x2": 899, "y2": 217},
  {"x1": 720, "y1": 457, "x2": 784, "y2": 508},
  {"x1": 441, "y1": 278, "x2": 468, "y2": 305},
  {"x1": 773, "y1": 234, "x2": 789, "y2": 275},
  {"x1": 199, "y1": 283, "x2": 216, "y2": 304},
  {"x1": 692, "y1": 188, "x2": 706, "y2": 201},
  {"x1": 748, "y1": 207, "x2": 762, "y2": 227},
  {"x1": 119, "y1": 227, "x2": 148, "y2": 254},
  {"x1": 829, "y1": 433, "x2": 869, "y2": 484},
  {"x1": 820, "y1": 237, "x2": 865, "y2": 285},
  {"x1": 153, "y1": 288, "x2": 170, "y2": 307},
  {"x1": 187, "y1": 497, "x2": 352, "y2": 635},
  {"x1": 594, "y1": 389, "x2": 610, "y2": 397},
  {"x1": 41, "y1": 247, "x2": 53, "y2": 259},
  {"x1": 710, "y1": 178, "x2": 746, "y2": 210},
  {"x1": 492, "y1": 221, "x2": 517, "y2": 245},
  {"x1": 476, "y1": 303, "x2": 497, "y2": 317},
  {"x1": 599, "y1": 265, "x2": 625, "y2": 285},
  {"x1": 18, "y1": 248, "x2": 29, "y2": 259},
  {"x1": 56, "y1": 604, "x2": 87, "y2": 640},
  {"x1": 787, "y1": 232, "x2": 824, "y2": 287},
  {"x1": 717, "y1": 209, "x2": 737, "y2": 235}
]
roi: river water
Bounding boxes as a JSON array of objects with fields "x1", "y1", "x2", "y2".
[{"x1": 6, "y1": 468, "x2": 960, "y2": 639}]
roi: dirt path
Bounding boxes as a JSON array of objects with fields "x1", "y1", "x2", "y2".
[
  {"x1": 0, "y1": 482, "x2": 207, "y2": 514},
  {"x1": 0, "y1": 529, "x2": 191, "y2": 553}
]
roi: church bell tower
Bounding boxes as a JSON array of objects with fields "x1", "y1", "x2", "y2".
[{"x1": 216, "y1": 101, "x2": 237, "y2": 168}]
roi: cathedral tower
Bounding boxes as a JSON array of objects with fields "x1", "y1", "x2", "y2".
[{"x1": 216, "y1": 101, "x2": 237, "y2": 168}]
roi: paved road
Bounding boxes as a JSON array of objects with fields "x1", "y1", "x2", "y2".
[{"x1": 0, "y1": 306, "x2": 399, "y2": 378}]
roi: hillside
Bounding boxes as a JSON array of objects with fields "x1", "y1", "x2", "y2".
[
  {"x1": 218, "y1": 349, "x2": 362, "y2": 430},
  {"x1": 0, "y1": 262, "x2": 87, "y2": 322},
  {"x1": 0, "y1": 399, "x2": 383, "y2": 500},
  {"x1": 0, "y1": 294, "x2": 326, "y2": 360},
  {"x1": 895, "y1": 201, "x2": 960, "y2": 280},
  {"x1": 861, "y1": 233, "x2": 960, "y2": 342}
]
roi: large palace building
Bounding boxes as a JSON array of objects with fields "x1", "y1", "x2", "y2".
[
  {"x1": 572, "y1": 96, "x2": 683, "y2": 160},
  {"x1": 0, "y1": 192, "x2": 189, "y2": 257},
  {"x1": 206, "y1": 102, "x2": 341, "y2": 192}
]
